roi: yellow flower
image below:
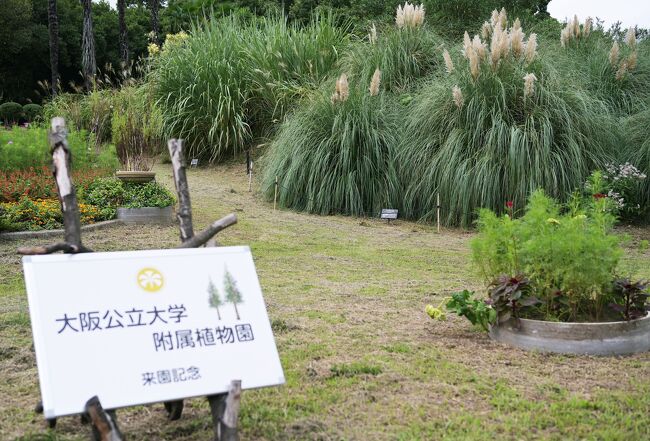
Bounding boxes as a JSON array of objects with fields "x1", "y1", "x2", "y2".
[{"x1": 547, "y1": 218, "x2": 560, "y2": 225}]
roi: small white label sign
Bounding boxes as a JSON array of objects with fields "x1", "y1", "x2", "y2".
[{"x1": 23, "y1": 247, "x2": 285, "y2": 418}]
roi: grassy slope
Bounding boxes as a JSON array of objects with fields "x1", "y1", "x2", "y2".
[{"x1": 1, "y1": 162, "x2": 649, "y2": 440}]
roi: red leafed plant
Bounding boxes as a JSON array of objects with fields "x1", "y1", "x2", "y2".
[{"x1": 0, "y1": 166, "x2": 112, "y2": 202}]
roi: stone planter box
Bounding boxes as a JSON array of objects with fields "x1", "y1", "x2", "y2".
[
  {"x1": 115, "y1": 171, "x2": 156, "y2": 183},
  {"x1": 489, "y1": 314, "x2": 650, "y2": 356},
  {"x1": 116, "y1": 206, "x2": 173, "y2": 225}
]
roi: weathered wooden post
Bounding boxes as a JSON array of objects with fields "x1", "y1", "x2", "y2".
[{"x1": 22, "y1": 122, "x2": 241, "y2": 440}]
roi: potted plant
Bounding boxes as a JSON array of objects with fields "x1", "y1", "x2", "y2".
[
  {"x1": 83, "y1": 177, "x2": 175, "y2": 225},
  {"x1": 427, "y1": 190, "x2": 650, "y2": 356},
  {"x1": 112, "y1": 85, "x2": 163, "y2": 183}
]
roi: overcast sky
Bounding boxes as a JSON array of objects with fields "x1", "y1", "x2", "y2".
[
  {"x1": 548, "y1": 0, "x2": 650, "y2": 29},
  {"x1": 102, "y1": 0, "x2": 650, "y2": 29}
]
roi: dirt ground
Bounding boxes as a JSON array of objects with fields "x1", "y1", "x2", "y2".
[{"x1": 1, "y1": 162, "x2": 649, "y2": 440}]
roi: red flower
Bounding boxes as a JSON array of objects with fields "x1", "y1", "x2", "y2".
[
  {"x1": 505, "y1": 201, "x2": 514, "y2": 208},
  {"x1": 593, "y1": 193, "x2": 606, "y2": 199}
]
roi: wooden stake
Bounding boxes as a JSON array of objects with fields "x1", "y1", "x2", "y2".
[
  {"x1": 176, "y1": 214, "x2": 237, "y2": 249},
  {"x1": 436, "y1": 193, "x2": 440, "y2": 234},
  {"x1": 168, "y1": 139, "x2": 194, "y2": 242},
  {"x1": 85, "y1": 396, "x2": 124, "y2": 441},
  {"x1": 207, "y1": 380, "x2": 242, "y2": 441},
  {"x1": 274, "y1": 176, "x2": 278, "y2": 211},
  {"x1": 49, "y1": 117, "x2": 87, "y2": 251}
]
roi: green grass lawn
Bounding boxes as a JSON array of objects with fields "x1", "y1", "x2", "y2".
[{"x1": 1, "y1": 162, "x2": 649, "y2": 440}]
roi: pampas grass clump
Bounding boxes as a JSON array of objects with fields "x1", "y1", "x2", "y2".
[
  {"x1": 341, "y1": 21, "x2": 441, "y2": 93},
  {"x1": 398, "y1": 11, "x2": 618, "y2": 226},
  {"x1": 261, "y1": 79, "x2": 400, "y2": 216}
]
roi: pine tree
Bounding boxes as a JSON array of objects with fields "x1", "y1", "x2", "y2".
[
  {"x1": 207, "y1": 278, "x2": 222, "y2": 320},
  {"x1": 223, "y1": 268, "x2": 243, "y2": 320}
]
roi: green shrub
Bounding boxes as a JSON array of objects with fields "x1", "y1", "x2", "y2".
[
  {"x1": 154, "y1": 13, "x2": 346, "y2": 162},
  {"x1": 261, "y1": 78, "x2": 401, "y2": 216},
  {"x1": 0, "y1": 102, "x2": 24, "y2": 125},
  {"x1": 123, "y1": 181, "x2": 175, "y2": 208},
  {"x1": 82, "y1": 177, "x2": 126, "y2": 220},
  {"x1": 398, "y1": 12, "x2": 618, "y2": 226},
  {"x1": 0, "y1": 126, "x2": 108, "y2": 171},
  {"x1": 471, "y1": 190, "x2": 622, "y2": 322},
  {"x1": 81, "y1": 178, "x2": 175, "y2": 217},
  {"x1": 22, "y1": 104, "x2": 43, "y2": 123}
]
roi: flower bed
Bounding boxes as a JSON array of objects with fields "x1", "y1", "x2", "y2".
[
  {"x1": 0, "y1": 198, "x2": 101, "y2": 232},
  {"x1": 0, "y1": 177, "x2": 175, "y2": 232}
]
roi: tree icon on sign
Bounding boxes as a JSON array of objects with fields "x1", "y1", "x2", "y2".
[
  {"x1": 224, "y1": 267, "x2": 243, "y2": 320},
  {"x1": 207, "y1": 277, "x2": 223, "y2": 320}
]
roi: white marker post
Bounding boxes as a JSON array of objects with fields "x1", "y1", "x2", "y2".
[{"x1": 248, "y1": 161, "x2": 253, "y2": 192}]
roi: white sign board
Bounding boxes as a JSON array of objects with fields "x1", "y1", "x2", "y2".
[
  {"x1": 23, "y1": 246, "x2": 284, "y2": 418},
  {"x1": 380, "y1": 209, "x2": 398, "y2": 220}
]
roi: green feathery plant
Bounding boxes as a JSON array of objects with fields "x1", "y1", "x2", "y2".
[
  {"x1": 261, "y1": 75, "x2": 401, "y2": 217},
  {"x1": 398, "y1": 10, "x2": 618, "y2": 226}
]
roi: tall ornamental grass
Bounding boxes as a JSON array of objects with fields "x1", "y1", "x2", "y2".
[
  {"x1": 552, "y1": 17, "x2": 650, "y2": 116},
  {"x1": 153, "y1": 14, "x2": 346, "y2": 162},
  {"x1": 261, "y1": 75, "x2": 401, "y2": 216},
  {"x1": 399, "y1": 10, "x2": 618, "y2": 226},
  {"x1": 624, "y1": 106, "x2": 650, "y2": 210},
  {"x1": 341, "y1": 20, "x2": 441, "y2": 93}
]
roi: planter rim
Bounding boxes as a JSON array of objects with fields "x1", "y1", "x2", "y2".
[
  {"x1": 114, "y1": 170, "x2": 156, "y2": 175},
  {"x1": 501, "y1": 313, "x2": 650, "y2": 327},
  {"x1": 490, "y1": 312, "x2": 650, "y2": 356}
]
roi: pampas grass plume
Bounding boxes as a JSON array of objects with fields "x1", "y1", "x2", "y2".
[
  {"x1": 584, "y1": 17, "x2": 592, "y2": 37},
  {"x1": 332, "y1": 73, "x2": 349, "y2": 103},
  {"x1": 482, "y1": 21, "x2": 492, "y2": 40},
  {"x1": 443, "y1": 49, "x2": 454, "y2": 73},
  {"x1": 609, "y1": 41, "x2": 620, "y2": 66},
  {"x1": 463, "y1": 31, "x2": 471, "y2": 58},
  {"x1": 510, "y1": 18, "x2": 525, "y2": 57},
  {"x1": 525, "y1": 33, "x2": 537, "y2": 63},
  {"x1": 369, "y1": 68, "x2": 381, "y2": 96},
  {"x1": 469, "y1": 48, "x2": 480, "y2": 79},
  {"x1": 369, "y1": 23, "x2": 378, "y2": 44},
  {"x1": 628, "y1": 51, "x2": 638, "y2": 70},
  {"x1": 452, "y1": 85, "x2": 464, "y2": 108},
  {"x1": 625, "y1": 27, "x2": 636, "y2": 48},
  {"x1": 523, "y1": 72, "x2": 537, "y2": 97}
]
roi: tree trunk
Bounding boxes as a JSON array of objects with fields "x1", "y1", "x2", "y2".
[
  {"x1": 117, "y1": 0, "x2": 128, "y2": 67},
  {"x1": 81, "y1": 0, "x2": 96, "y2": 91},
  {"x1": 47, "y1": 0, "x2": 59, "y2": 96},
  {"x1": 233, "y1": 302, "x2": 240, "y2": 321},
  {"x1": 149, "y1": 0, "x2": 161, "y2": 45}
]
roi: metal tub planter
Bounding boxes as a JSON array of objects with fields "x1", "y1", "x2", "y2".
[
  {"x1": 489, "y1": 314, "x2": 650, "y2": 356},
  {"x1": 116, "y1": 206, "x2": 173, "y2": 225}
]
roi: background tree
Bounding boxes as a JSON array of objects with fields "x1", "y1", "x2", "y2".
[
  {"x1": 149, "y1": 0, "x2": 161, "y2": 45},
  {"x1": 47, "y1": 0, "x2": 60, "y2": 96},
  {"x1": 224, "y1": 268, "x2": 243, "y2": 320},
  {"x1": 207, "y1": 278, "x2": 223, "y2": 320},
  {"x1": 118, "y1": 0, "x2": 129, "y2": 66},
  {"x1": 81, "y1": 0, "x2": 96, "y2": 90}
]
